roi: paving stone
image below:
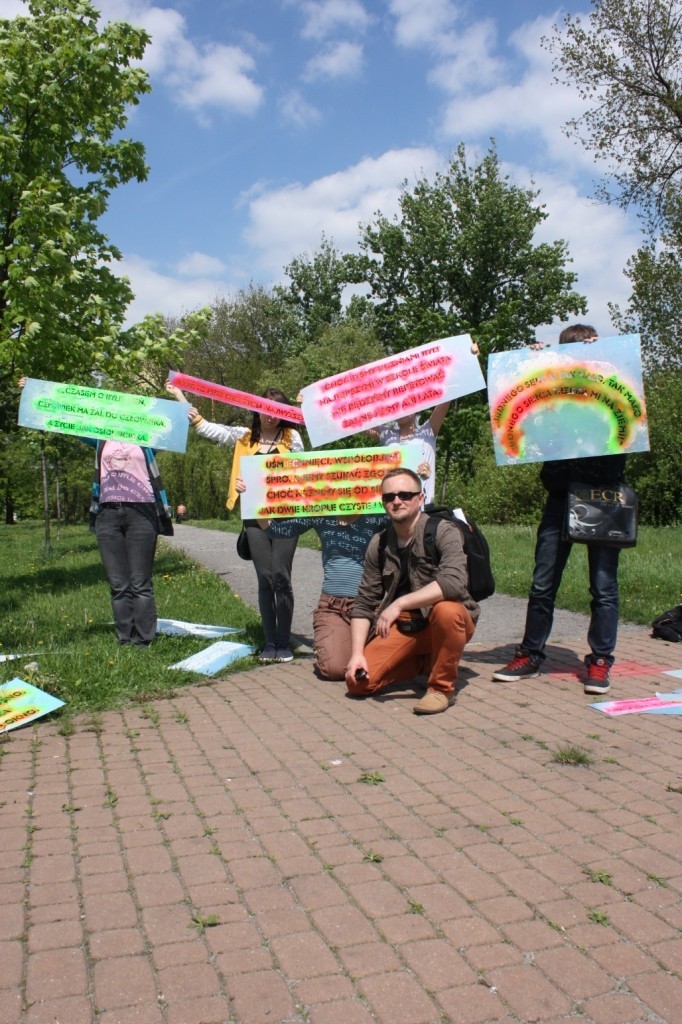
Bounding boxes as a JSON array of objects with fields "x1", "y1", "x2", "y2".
[{"x1": 4, "y1": 626, "x2": 680, "y2": 1024}]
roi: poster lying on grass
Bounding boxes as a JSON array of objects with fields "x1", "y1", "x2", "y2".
[
  {"x1": 300, "y1": 335, "x2": 485, "y2": 447},
  {"x1": 0, "y1": 679, "x2": 64, "y2": 733},
  {"x1": 238, "y1": 445, "x2": 421, "y2": 518},
  {"x1": 168, "y1": 642, "x2": 255, "y2": 675},
  {"x1": 487, "y1": 335, "x2": 649, "y2": 466},
  {"x1": 19, "y1": 379, "x2": 189, "y2": 452},
  {"x1": 168, "y1": 371, "x2": 305, "y2": 425}
]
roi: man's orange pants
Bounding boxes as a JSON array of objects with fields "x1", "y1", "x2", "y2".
[{"x1": 346, "y1": 602, "x2": 475, "y2": 697}]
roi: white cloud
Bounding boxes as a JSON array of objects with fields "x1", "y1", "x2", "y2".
[
  {"x1": 278, "y1": 89, "x2": 323, "y2": 129},
  {"x1": 175, "y1": 252, "x2": 228, "y2": 278},
  {"x1": 388, "y1": 0, "x2": 459, "y2": 52},
  {"x1": 503, "y1": 166, "x2": 640, "y2": 340},
  {"x1": 118, "y1": 255, "x2": 233, "y2": 325},
  {"x1": 291, "y1": 0, "x2": 371, "y2": 41},
  {"x1": 243, "y1": 147, "x2": 443, "y2": 277},
  {"x1": 303, "y1": 40, "x2": 364, "y2": 81},
  {"x1": 97, "y1": 0, "x2": 264, "y2": 120}
]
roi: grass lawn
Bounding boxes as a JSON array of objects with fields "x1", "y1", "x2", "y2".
[
  {"x1": 1, "y1": 519, "x2": 679, "y2": 721},
  {"x1": 0, "y1": 522, "x2": 262, "y2": 720},
  {"x1": 485, "y1": 524, "x2": 682, "y2": 626}
]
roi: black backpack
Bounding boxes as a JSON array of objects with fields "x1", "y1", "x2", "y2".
[
  {"x1": 651, "y1": 606, "x2": 682, "y2": 642},
  {"x1": 377, "y1": 504, "x2": 495, "y2": 602}
]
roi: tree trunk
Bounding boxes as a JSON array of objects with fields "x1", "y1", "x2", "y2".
[
  {"x1": 40, "y1": 438, "x2": 51, "y2": 552},
  {"x1": 55, "y1": 461, "x2": 62, "y2": 540},
  {"x1": 5, "y1": 484, "x2": 14, "y2": 525}
]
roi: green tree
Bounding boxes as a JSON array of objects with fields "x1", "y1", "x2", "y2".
[
  {"x1": 354, "y1": 143, "x2": 585, "y2": 357},
  {"x1": 544, "y1": 0, "x2": 682, "y2": 215},
  {"x1": 610, "y1": 197, "x2": 682, "y2": 370},
  {"x1": 174, "y1": 287, "x2": 297, "y2": 422},
  {"x1": 0, "y1": 0, "x2": 178, "y2": 401},
  {"x1": 275, "y1": 235, "x2": 364, "y2": 349}
]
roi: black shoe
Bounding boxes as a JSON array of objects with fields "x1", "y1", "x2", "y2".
[
  {"x1": 492, "y1": 652, "x2": 541, "y2": 682},
  {"x1": 584, "y1": 657, "x2": 611, "y2": 695}
]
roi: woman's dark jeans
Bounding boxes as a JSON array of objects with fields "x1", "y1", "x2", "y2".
[
  {"x1": 521, "y1": 493, "x2": 621, "y2": 664},
  {"x1": 95, "y1": 504, "x2": 158, "y2": 645},
  {"x1": 245, "y1": 524, "x2": 298, "y2": 648}
]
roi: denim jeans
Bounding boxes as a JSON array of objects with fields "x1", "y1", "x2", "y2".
[
  {"x1": 521, "y1": 493, "x2": 621, "y2": 664},
  {"x1": 245, "y1": 524, "x2": 298, "y2": 648},
  {"x1": 95, "y1": 504, "x2": 158, "y2": 644}
]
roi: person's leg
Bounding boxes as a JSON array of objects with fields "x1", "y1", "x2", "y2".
[
  {"x1": 123, "y1": 506, "x2": 159, "y2": 645},
  {"x1": 246, "y1": 525, "x2": 277, "y2": 648},
  {"x1": 346, "y1": 623, "x2": 421, "y2": 696},
  {"x1": 313, "y1": 595, "x2": 354, "y2": 680},
  {"x1": 96, "y1": 507, "x2": 135, "y2": 643},
  {"x1": 421, "y1": 602, "x2": 475, "y2": 695},
  {"x1": 586, "y1": 544, "x2": 621, "y2": 663},
  {"x1": 270, "y1": 535, "x2": 298, "y2": 649},
  {"x1": 520, "y1": 494, "x2": 573, "y2": 660}
]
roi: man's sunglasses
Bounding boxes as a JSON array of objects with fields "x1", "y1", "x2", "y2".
[{"x1": 381, "y1": 491, "x2": 422, "y2": 504}]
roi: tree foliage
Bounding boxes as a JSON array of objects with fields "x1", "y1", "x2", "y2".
[
  {"x1": 545, "y1": 0, "x2": 682, "y2": 214},
  {"x1": 610, "y1": 197, "x2": 682, "y2": 369},
  {"x1": 275, "y1": 235, "x2": 362, "y2": 349},
  {"x1": 0, "y1": 0, "x2": 153, "y2": 387},
  {"x1": 354, "y1": 143, "x2": 585, "y2": 357}
]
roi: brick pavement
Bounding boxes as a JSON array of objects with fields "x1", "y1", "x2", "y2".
[{"x1": 2, "y1": 627, "x2": 681, "y2": 1024}]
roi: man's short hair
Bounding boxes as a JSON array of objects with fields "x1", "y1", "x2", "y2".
[
  {"x1": 559, "y1": 323, "x2": 597, "y2": 345},
  {"x1": 381, "y1": 467, "x2": 423, "y2": 492}
]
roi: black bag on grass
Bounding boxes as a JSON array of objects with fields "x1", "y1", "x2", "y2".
[{"x1": 651, "y1": 605, "x2": 682, "y2": 642}]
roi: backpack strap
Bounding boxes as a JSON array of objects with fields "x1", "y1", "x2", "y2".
[{"x1": 377, "y1": 519, "x2": 441, "y2": 571}]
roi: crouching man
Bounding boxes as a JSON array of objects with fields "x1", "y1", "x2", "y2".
[{"x1": 344, "y1": 468, "x2": 479, "y2": 714}]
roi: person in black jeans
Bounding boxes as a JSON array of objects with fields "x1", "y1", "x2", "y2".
[{"x1": 493, "y1": 324, "x2": 626, "y2": 695}]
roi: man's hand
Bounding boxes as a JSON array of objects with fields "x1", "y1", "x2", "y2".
[
  {"x1": 345, "y1": 654, "x2": 369, "y2": 689},
  {"x1": 375, "y1": 601, "x2": 402, "y2": 638}
]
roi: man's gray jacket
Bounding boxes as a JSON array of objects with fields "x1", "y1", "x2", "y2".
[{"x1": 351, "y1": 513, "x2": 480, "y2": 637}]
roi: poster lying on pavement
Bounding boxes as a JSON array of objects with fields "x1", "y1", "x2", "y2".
[{"x1": 0, "y1": 679, "x2": 64, "y2": 733}]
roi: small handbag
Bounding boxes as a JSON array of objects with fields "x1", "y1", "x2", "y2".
[
  {"x1": 236, "y1": 526, "x2": 251, "y2": 561},
  {"x1": 564, "y1": 482, "x2": 638, "y2": 548}
]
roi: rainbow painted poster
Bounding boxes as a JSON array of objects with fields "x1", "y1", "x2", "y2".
[
  {"x1": 19, "y1": 379, "x2": 189, "y2": 452},
  {"x1": 488, "y1": 335, "x2": 649, "y2": 466},
  {"x1": 168, "y1": 371, "x2": 304, "y2": 424},
  {"x1": 238, "y1": 446, "x2": 422, "y2": 518},
  {"x1": 0, "y1": 679, "x2": 65, "y2": 734},
  {"x1": 300, "y1": 335, "x2": 485, "y2": 447}
]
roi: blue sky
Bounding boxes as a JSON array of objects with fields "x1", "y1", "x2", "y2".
[{"x1": 3, "y1": 0, "x2": 643, "y2": 341}]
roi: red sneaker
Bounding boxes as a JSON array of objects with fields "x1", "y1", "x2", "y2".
[
  {"x1": 584, "y1": 657, "x2": 611, "y2": 695},
  {"x1": 492, "y1": 652, "x2": 541, "y2": 682}
]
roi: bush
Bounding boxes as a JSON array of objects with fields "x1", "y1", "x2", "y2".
[{"x1": 444, "y1": 434, "x2": 545, "y2": 525}]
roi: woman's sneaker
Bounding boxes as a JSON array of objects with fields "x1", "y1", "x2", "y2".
[
  {"x1": 275, "y1": 647, "x2": 294, "y2": 663},
  {"x1": 584, "y1": 657, "x2": 611, "y2": 695},
  {"x1": 492, "y1": 652, "x2": 541, "y2": 682},
  {"x1": 258, "y1": 644, "x2": 277, "y2": 663}
]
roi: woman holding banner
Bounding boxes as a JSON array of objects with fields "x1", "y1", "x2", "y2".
[
  {"x1": 165, "y1": 382, "x2": 304, "y2": 664},
  {"x1": 267, "y1": 514, "x2": 386, "y2": 680},
  {"x1": 367, "y1": 403, "x2": 451, "y2": 505},
  {"x1": 18, "y1": 378, "x2": 173, "y2": 647}
]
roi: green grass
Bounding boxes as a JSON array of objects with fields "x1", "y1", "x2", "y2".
[
  {"x1": 195, "y1": 519, "x2": 682, "y2": 624},
  {"x1": 484, "y1": 524, "x2": 682, "y2": 625},
  {"x1": 0, "y1": 522, "x2": 262, "y2": 717}
]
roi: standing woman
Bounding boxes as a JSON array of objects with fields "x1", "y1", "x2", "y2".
[
  {"x1": 90, "y1": 440, "x2": 174, "y2": 646},
  {"x1": 166, "y1": 382, "x2": 304, "y2": 663},
  {"x1": 18, "y1": 376, "x2": 172, "y2": 646}
]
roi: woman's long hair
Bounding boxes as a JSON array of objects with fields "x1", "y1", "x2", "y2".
[{"x1": 250, "y1": 388, "x2": 299, "y2": 444}]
